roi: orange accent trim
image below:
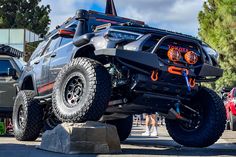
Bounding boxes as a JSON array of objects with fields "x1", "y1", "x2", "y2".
[
  {"x1": 151, "y1": 71, "x2": 159, "y2": 81},
  {"x1": 168, "y1": 66, "x2": 189, "y2": 76},
  {"x1": 38, "y1": 82, "x2": 54, "y2": 93},
  {"x1": 58, "y1": 29, "x2": 75, "y2": 36},
  {"x1": 189, "y1": 78, "x2": 196, "y2": 88}
]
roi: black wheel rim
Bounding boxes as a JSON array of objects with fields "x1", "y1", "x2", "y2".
[
  {"x1": 179, "y1": 103, "x2": 205, "y2": 132},
  {"x1": 64, "y1": 75, "x2": 85, "y2": 107},
  {"x1": 17, "y1": 105, "x2": 25, "y2": 128}
]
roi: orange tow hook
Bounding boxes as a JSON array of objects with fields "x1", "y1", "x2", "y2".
[
  {"x1": 151, "y1": 70, "x2": 159, "y2": 81},
  {"x1": 168, "y1": 66, "x2": 189, "y2": 76},
  {"x1": 189, "y1": 78, "x2": 196, "y2": 88}
]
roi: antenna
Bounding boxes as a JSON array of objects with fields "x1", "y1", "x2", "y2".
[{"x1": 105, "y1": 0, "x2": 117, "y2": 16}]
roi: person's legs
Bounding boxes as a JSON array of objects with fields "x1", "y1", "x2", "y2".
[
  {"x1": 150, "y1": 114, "x2": 158, "y2": 136},
  {"x1": 142, "y1": 114, "x2": 151, "y2": 136},
  {"x1": 161, "y1": 116, "x2": 165, "y2": 125},
  {"x1": 137, "y1": 115, "x2": 141, "y2": 126}
]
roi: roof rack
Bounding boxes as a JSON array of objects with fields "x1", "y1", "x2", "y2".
[{"x1": 0, "y1": 44, "x2": 23, "y2": 58}]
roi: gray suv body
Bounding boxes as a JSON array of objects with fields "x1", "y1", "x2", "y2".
[
  {"x1": 0, "y1": 45, "x2": 25, "y2": 117},
  {"x1": 13, "y1": 4, "x2": 226, "y2": 148}
]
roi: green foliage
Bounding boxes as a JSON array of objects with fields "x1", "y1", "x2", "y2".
[
  {"x1": 198, "y1": 0, "x2": 236, "y2": 91},
  {"x1": 0, "y1": 0, "x2": 51, "y2": 34},
  {"x1": 24, "y1": 41, "x2": 41, "y2": 62}
]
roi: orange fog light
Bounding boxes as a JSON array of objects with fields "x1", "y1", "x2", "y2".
[
  {"x1": 184, "y1": 51, "x2": 198, "y2": 65},
  {"x1": 167, "y1": 48, "x2": 182, "y2": 62}
]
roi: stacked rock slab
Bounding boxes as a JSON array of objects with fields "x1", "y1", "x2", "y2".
[{"x1": 38, "y1": 121, "x2": 121, "y2": 154}]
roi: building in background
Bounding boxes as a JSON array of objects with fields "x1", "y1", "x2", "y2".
[{"x1": 0, "y1": 29, "x2": 41, "y2": 61}]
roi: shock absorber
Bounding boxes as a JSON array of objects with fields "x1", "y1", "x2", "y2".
[{"x1": 175, "y1": 101, "x2": 181, "y2": 115}]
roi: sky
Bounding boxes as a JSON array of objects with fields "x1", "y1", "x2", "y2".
[{"x1": 41, "y1": 0, "x2": 205, "y2": 36}]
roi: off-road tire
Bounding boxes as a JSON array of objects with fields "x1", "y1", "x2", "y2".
[
  {"x1": 230, "y1": 111, "x2": 236, "y2": 131},
  {"x1": 13, "y1": 90, "x2": 43, "y2": 141},
  {"x1": 106, "y1": 116, "x2": 133, "y2": 141},
  {"x1": 52, "y1": 57, "x2": 111, "y2": 122},
  {"x1": 166, "y1": 87, "x2": 226, "y2": 147}
]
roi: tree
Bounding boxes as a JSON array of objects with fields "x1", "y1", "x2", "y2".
[
  {"x1": 0, "y1": 0, "x2": 51, "y2": 34},
  {"x1": 198, "y1": 0, "x2": 236, "y2": 91}
]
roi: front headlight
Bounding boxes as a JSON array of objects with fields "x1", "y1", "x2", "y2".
[
  {"x1": 105, "y1": 29, "x2": 143, "y2": 41},
  {"x1": 202, "y1": 44, "x2": 219, "y2": 61}
]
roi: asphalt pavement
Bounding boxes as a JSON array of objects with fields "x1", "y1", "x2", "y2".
[{"x1": 0, "y1": 125, "x2": 236, "y2": 157}]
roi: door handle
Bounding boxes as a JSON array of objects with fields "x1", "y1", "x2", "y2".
[
  {"x1": 51, "y1": 53, "x2": 56, "y2": 58},
  {"x1": 34, "y1": 60, "x2": 40, "y2": 65}
]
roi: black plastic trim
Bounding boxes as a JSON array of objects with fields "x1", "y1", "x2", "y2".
[{"x1": 95, "y1": 48, "x2": 161, "y2": 69}]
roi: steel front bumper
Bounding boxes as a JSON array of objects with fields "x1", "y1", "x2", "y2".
[{"x1": 95, "y1": 48, "x2": 223, "y2": 81}]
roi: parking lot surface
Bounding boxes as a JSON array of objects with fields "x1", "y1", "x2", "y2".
[{"x1": 0, "y1": 125, "x2": 236, "y2": 157}]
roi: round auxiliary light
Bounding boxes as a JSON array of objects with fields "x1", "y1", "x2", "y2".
[
  {"x1": 184, "y1": 51, "x2": 198, "y2": 65},
  {"x1": 167, "y1": 48, "x2": 182, "y2": 62}
]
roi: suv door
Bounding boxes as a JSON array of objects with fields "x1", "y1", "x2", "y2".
[
  {"x1": 48, "y1": 37, "x2": 74, "y2": 83},
  {"x1": 33, "y1": 36, "x2": 61, "y2": 95},
  {"x1": 0, "y1": 59, "x2": 17, "y2": 110}
]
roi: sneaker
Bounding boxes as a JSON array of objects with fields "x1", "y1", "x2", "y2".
[
  {"x1": 142, "y1": 131, "x2": 150, "y2": 136},
  {"x1": 150, "y1": 131, "x2": 158, "y2": 137}
]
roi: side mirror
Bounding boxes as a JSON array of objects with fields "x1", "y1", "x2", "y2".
[
  {"x1": 8, "y1": 68, "x2": 17, "y2": 78},
  {"x1": 58, "y1": 28, "x2": 75, "y2": 38},
  {"x1": 73, "y1": 33, "x2": 95, "y2": 47}
]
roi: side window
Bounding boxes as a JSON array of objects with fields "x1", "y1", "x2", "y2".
[
  {"x1": 233, "y1": 90, "x2": 236, "y2": 98},
  {"x1": 0, "y1": 60, "x2": 13, "y2": 77},
  {"x1": 42, "y1": 37, "x2": 61, "y2": 55},
  {"x1": 59, "y1": 37, "x2": 73, "y2": 47},
  {"x1": 29, "y1": 40, "x2": 49, "y2": 61}
]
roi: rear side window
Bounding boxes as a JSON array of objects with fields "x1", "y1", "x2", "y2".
[
  {"x1": 48, "y1": 37, "x2": 61, "y2": 52},
  {"x1": 59, "y1": 37, "x2": 73, "y2": 47},
  {"x1": 0, "y1": 60, "x2": 13, "y2": 77},
  {"x1": 233, "y1": 90, "x2": 236, "y2": 97},
  {"x1": 42, "y1": 37, "x2": 61, "y2": 55},
  {"x1": 29, "y1": 40, "x2": 49, "y2": 61}
]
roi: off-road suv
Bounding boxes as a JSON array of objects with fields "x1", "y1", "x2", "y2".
[
  {"x1": 13, "y1": 1, "x2": 226, "y2": 147},
  {"x1": 0, "y1": 45, "x2": 25, "y2": 118}
]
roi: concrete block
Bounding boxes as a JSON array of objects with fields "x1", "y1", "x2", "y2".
[{"x1": 38, "y1": 121, "x2": 121, "y2": 154}]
